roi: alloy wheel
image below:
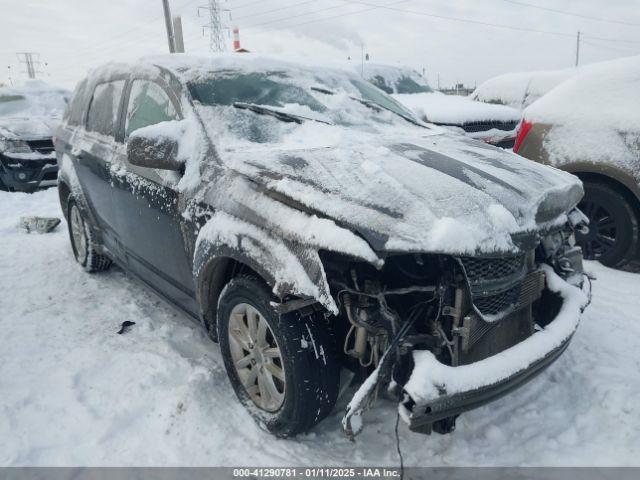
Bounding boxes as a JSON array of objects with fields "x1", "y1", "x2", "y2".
[
  {"x1": 70, "y1": 205, "x2": 88, "y2": 262},
  {"x1": 228, "y1": 303, "x2": 286, "y2": 412}
]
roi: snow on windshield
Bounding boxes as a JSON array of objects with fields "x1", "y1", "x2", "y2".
[
  {"x1": 156, "y1": 54, "x2": 420, "y2": 148},
  {"x1": 0, "y1": 81, "x2": 69, "y2": 118},
  {"x1": 359, "y1": 63, "x2": 433, "y2": 94}
]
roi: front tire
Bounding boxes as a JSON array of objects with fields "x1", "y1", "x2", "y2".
[
  {"x1": 67, "y1": 200, "x2": 112, "y2": 273},
  {"x1": 576, "y1": 182, "x2": 638, "y2": 268},
  {"x1": 217, "y1": 275, "x2": 340, "y2": 437}
]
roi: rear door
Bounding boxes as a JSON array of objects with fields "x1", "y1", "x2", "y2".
[
  {"x1": 72, "y1": 79, "x2": 127, "y2": 255},
  {"x1": 111, "y1": 77, "x2": 198, "y2": 316}
]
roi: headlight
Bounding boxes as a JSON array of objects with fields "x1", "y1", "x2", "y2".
[{"x1": 0, "y1": 138, "x2": 32, "y2": 154}]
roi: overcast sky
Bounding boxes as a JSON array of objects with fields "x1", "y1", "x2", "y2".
[{"x1": 1, "y1": 0, "x2": 639, "y2": 90}]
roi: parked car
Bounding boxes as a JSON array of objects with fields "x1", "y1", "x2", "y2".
[
  {"x1": 471, "y1": 68, "x2": 577, "y2": 110},
  {"x1": 514, "y1": 55, "x2": 640, "y2": 268},
  {"x1": 56, "y1": 54, "x2": 588, "y2": 438},
  {"x1": 0, "y1": 80, "x2": 69, "y2": 192},
  {"x1": 361, "y1": 63, "x2": 521, "y2": 148}
]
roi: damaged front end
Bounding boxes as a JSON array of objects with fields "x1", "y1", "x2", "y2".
[{"x1": 323, "y1": 212, "x2": 591, "y2": 437}]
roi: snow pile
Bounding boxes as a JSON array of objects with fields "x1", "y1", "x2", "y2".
[
  {"x1": 524, "y1": 55, "x2": 640, "y2": 172},
  {"x1": 393, "y1": 91, "x2": 521, "y2": 125},
  {"x1": 471, "y1": 68, "x2": 577, "y2": 109},
  {"x1": 404, "y1": 266, "x2": 588, "y2": 404},
  {"x1": 2, "y1": 189, "x2": 640, "y2": 466}
]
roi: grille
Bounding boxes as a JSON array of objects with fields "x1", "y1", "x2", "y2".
[
  {"x1": 460, "y1": 254, "x2": 525, "y2": 284},
  {"x1": 460, "y1": 120, "x2": 518, "y2": 133},
  {"x1": 26, "y1": 139, "x2": 55, "y2": 154},
  {"x1": 473, "y1": 286, "x2": 520, "y2": 316}
]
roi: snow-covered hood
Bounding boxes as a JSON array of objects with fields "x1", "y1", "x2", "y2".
[
  {"x1": 393, "y1": 92, "x2": 521, "y2": 126},
  {"x1": 0, "y1": 116, "x2": 56, "y2": 140},
  {"x1": 222, "y1": 129, "x2": 583, "y2": 255}
]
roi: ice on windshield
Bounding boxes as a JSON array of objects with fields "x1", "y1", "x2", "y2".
[{"x1": 186, "y1": 67, "x2": 420, "y2": 144}]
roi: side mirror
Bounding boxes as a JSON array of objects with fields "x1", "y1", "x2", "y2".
[{"x1": 127, "y1": 127, "x2": 183, "y2": 171}]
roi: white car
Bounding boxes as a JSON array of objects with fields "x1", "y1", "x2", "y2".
[
  {"x1": 361, "y1": 63, "x2": 521, "y2": 148},
  {"x1": 471, "y1": 68, "x2": 577, "y2": 110}
]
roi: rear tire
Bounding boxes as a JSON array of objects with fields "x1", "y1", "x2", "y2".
[
  {"x1": 576, "y1": 182, "x2": 638, "y2": 268},
  {"x1": 217, "y1": 275, "x2": 340, "y2": 437},
  {"x1": 67, "y1": 200, "x2": 112, "y2": 273}
]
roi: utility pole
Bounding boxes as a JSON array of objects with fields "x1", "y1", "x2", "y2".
[
  {"x1": 173, "y1": 16, "x2": 185, "y2": 53},
  {"x1": 575, "y1": 31, "x2": 581, "y2": 67},
  {"x1": 199, "y1": 0, "x2": 228, "y2": 52},
  {"x1": 162, "y1": 0, "x2": 176, "y2": 53}
]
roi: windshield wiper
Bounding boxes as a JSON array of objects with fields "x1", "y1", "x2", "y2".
[
  {"x1": 351, "y1": 97, "x2": 427, "y2": 128},
  {"x1": 233, "y1": 102, "x2": 333, "y2": 125},
  {"x1": 233, "y1": 102, "x2": 302, "y2": 124}
]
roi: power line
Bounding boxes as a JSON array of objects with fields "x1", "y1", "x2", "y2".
[
  {"x1": 502, "y1": 0, "x2": 640, "y2": 28},
  {"x1": 244, "y1": 1, "x2": 358, "y2": 28},
  {"x1": 582, "y1": 39, "x2": 639, "y2": 55},
  {"x1": 249, "y1": 0, "x2": 408, "y2": 31},
  {"x1": 336, "y1": 1, "x2": 640, "y2": 44},
  {"x1": 234, "y1": 0, "x2": 318, "y2": 22}
]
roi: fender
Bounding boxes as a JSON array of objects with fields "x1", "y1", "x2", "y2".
[
  {"x1": 562, "y1": 161, "x2": 640, "y2": 204},
  {"x1": 193, "y1": 211, "x2": 339, "y2": 327}
]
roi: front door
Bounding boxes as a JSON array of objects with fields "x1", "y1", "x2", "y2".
[{"x1": 111, "y1": 78, "x2": 198, "y2": 316}]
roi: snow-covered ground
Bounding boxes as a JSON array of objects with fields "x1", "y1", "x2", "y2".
[{"x1": 1, "y1": 187, "x2": 639, "y2": 466}]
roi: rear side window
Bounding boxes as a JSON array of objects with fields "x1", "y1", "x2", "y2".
[
  {"x1": 65, "y1": 78, "x2": 89, "y2": 125},
  {"x1": 125, "y1": 80, "x2": 178, "y2": 138},
  {"x1": 86, "y1": 80, "x2": 125, "y2": 136}
]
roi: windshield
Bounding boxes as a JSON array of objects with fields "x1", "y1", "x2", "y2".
[
  {"x1": 187, "y1": 70, "x2": 419, "y2": 130},
  {"x1": 0, "y1": 91, "x2": 68, "y2": 118}
]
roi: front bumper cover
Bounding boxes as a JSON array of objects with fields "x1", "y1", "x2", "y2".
[
  {"x1": 0, "y1": 155, "x2": 58, "y2": 192},
  {"x1": 402, "y1": 333, "x2": 573, "y2": 432}
]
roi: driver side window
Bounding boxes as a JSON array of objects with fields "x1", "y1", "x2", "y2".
[{"x1": 125, "y1": 80, "x2": 179, "y2": 138}]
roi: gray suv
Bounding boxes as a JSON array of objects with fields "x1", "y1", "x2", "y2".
[{"x1": 56, "y1": 54, "x2": 589, "y2": 437}]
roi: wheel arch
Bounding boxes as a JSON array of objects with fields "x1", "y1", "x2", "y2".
[
  {"x1": 194, "y1": 248, "x2": 274, "y2": 341},
  {"x1": 58, "y1": 180, "x2": 72, "y2": 220},
  {"x1": 569, "y1": 170, "x2": 640, "y2": 220}
]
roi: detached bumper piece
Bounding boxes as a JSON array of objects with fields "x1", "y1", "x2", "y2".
[{"x1": 403, "y1": 335, "x2": 572, "y2": 434}]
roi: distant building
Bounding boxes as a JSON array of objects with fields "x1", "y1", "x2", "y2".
[{"x1": 440, "y1": 83, "x2": 475, "y2": 96}]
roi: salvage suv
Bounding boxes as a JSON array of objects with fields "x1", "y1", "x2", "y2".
[
  {"x1": 56, "y1": 54, "x2": 589, "y2": 437},
  {"x1": 0, "y1": 81, "x2": 68, "y2": 192}
]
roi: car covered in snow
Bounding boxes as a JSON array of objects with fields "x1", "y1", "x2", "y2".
[
  {"x1": 361, "y1": 63, "x2": 521, "y2": 148},
  {"x1": 56, "y1": 54, "x2": 589, "y2": 437},
  {"x1": 471, "y1": 68, "x2": 577, "y2": 110},
  {"x1": 0, "y1": 81, "x2": 69, "y2": 192},
  {"x1": 514, "y1": 55, "x2": 640, "y2": 268}
]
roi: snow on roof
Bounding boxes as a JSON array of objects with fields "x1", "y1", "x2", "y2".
[
  {"x1": 523, "y1": 56, "x2": 640, "y2": 174},
  {"x1": 471, "y1": 68, "x2": 577, "y2": 109},
  {"x1": 525, "y1": 55, "x2": 640, "y2": 130}
]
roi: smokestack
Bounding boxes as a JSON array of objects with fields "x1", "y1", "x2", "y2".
[{"x1": 233, "y1": 26, "x2": 241, "y2": 51}]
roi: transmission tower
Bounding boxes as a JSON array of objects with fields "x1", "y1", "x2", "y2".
[
  {"x1": 16, "y1": 52, "x2": 41, "y2": 79},
  {"x1": 198, "y1": 0, "x2": 228, "y2": 52}
]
